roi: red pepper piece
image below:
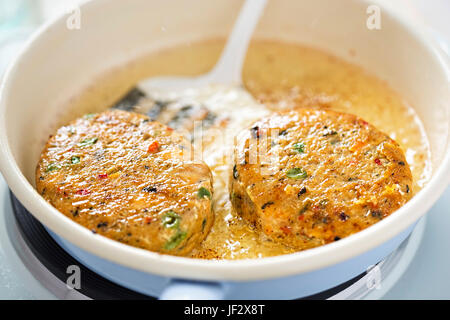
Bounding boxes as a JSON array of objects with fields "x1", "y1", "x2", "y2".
[
  {"x1": 76, "y1": 189, "x2": 90, "y2": 196},
  {"x1": 144, "y1": 217, "x2": 152, "y2": 224},
  {"x1": 147, "y1": 141, "x2": 159, "y2": 154},
  {"x1": 280, "y1": 226, "x2": 292, "y2": 235}
]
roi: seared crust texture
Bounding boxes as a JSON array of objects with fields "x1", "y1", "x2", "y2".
[
  {"x1": 36, "y1": 110, "x2": 214, "y2": 256},
  {"x1": 230, "y1": 108, "x2": 413, "y2": 250}
]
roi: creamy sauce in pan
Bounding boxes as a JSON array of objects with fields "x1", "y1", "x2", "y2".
[{"x1": 62, "y1": 39, "x2": 431, "y2": 259}]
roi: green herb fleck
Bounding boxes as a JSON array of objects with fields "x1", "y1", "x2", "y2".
[
  {"x1": 162, "y1": 211, "x2": 181, "y2": 229},
  {"x1": 78, "y1": 137, "x2": 98, "y2": 147},
  {"x1": 293, "y1": 142, "x2": 305, "y2": 153},
  {"x1": 84, "y1": 113, "x2": 96, "y2": 119},
  {"x1": 67, "y1": 126, "x2": 76, "y2": 135},
  {"x1": 202, "y1": 219, "x2": 207, "y2": 232},
  {"x1": 45, "y1": 163, "x2": 61, "y2": 173},
  {"x1": 71, "y1": 156, "x2": 81, "y2": 164},
  {"x1": 319, "y1": 199, "x2": 329, "y2": 208},
  {"x1": 299, "y1": 204, "x2": 309, "y2": 214},
  {"x1": 330, "y1": 137, "x2": 340, "y2": 145},
  {"x1": 198, "y1": 187, "x2": 211, "y2": 200},
  {"x1": 286, "y1": 168, "x2": 308, "y2": 179},
  {"x1": 164, "y1": 230, "x2": 187, "y2": 250}
]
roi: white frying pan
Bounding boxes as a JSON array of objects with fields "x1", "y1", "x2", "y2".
[{"x1": 0, "y1": 0, "x2": 448, "y2": 299}]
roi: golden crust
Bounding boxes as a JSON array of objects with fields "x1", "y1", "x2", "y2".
[
  {"x1": 36, "y1": 110, "x2": 214, "y2": 256},
  {"x1": 230, "y1": 108, "x2": 413, "y2": 250}
]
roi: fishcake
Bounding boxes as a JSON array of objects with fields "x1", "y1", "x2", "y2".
[
  {"x1": 230, "y1": 108, "x2": 413, "y2": 250},
  {"x1": 36, "y1": 110, "x2": 214, "y2": 256}
]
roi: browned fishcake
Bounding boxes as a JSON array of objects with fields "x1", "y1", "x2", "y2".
[
  {"x1": 36, "y1": 110, "x2": 214, "y2": 256},
  {"x1": 230, "y1": 108, "x2": 413, "y2": 250}
]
